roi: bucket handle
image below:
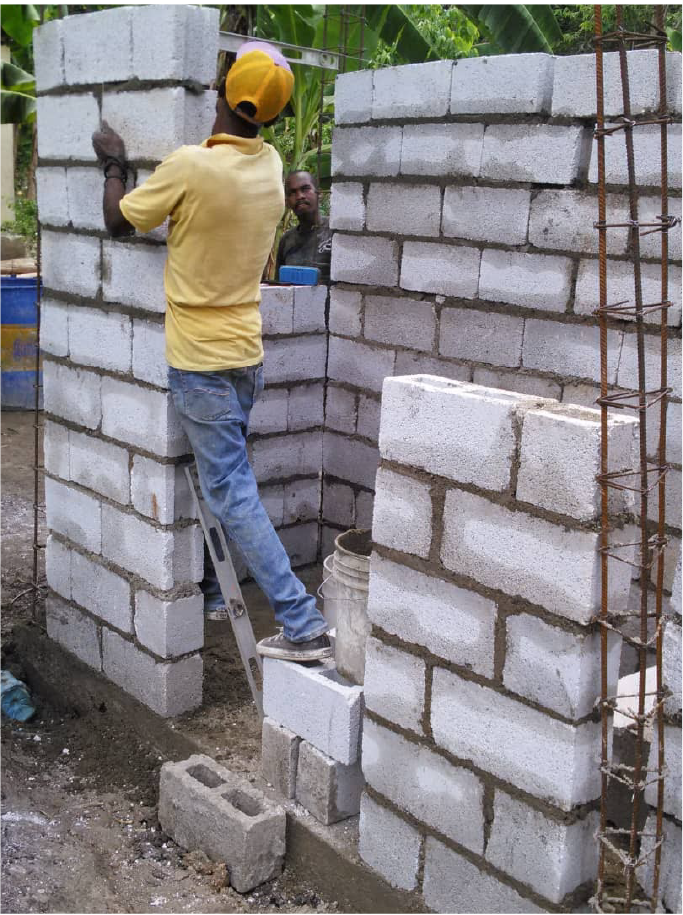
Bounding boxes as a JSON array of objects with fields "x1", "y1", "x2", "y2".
[{"x1": 317, "y1": 571, "x2": 369, "y2": 601}]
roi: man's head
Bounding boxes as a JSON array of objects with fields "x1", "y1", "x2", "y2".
[
  {"x1": 285, "y1": 171, "x2": 319, "y2": 227},
  {"x1": 225, "y1": 41, "x2": 293, "y2": 125}
]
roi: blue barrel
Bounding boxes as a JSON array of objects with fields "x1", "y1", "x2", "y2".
[{"x1": 1, "y1": 275, "x2": 42, "y2": 410}]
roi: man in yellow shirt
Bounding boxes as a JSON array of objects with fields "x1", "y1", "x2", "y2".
[{"x1": 92, "y1": 42, "x2": 331, "y2": 662}]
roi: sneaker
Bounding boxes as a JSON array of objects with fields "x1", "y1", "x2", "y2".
[
  {"x1": 256, "y1": 631, "x2": 332, "y2": 662},
  {"x1": 204, "y1": 604, "x2": 228, "y2": 622}
]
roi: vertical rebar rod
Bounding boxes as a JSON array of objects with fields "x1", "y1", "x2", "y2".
[{"x1": 32, "y1": 223, "x2": 42, "y2": 621}]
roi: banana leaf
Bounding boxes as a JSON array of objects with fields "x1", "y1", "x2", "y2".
[
  {"x1": 1, "y1": 60, "x2": 35, "y2": 93},
  {"x1": 460, "y1": 5, "x2": 559, "y2": 54},
  {"x1": 1, "y1": 88, "x2": 36, "y2": 123},
  {"x1": 1, "y1": 5, "x2": 40, "y2": 47},
  {"x1": 364, "y1": 5, "x2": 440, "y2": 63},
  {"x1": 668, "y1": 27, "x2": 682, "y2": 51}
]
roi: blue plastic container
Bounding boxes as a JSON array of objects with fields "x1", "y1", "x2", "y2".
[
  {"x1": 1, "y1": 670, "x2": 36, "y2": 722},
  {"x1": 1, "y1": 275, "x2": 42, "y2": 410},
  {"x1": 278, "y1": 265, "x2": 319, "y2": 286}
]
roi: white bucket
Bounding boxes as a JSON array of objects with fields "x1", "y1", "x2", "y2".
[
  {"x1": 320, "y1": 552, "x2": 340, "y2": 629},
  {"x1": 332, "y1": 529, "x2": 372, "y2": 685}
]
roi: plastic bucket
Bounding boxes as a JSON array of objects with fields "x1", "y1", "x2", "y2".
[
  {"x1": 320, "y1": 552, "x2": 340, "y2": 630},
  {"x1": 332, "y1": 529, "x2": 372, "y2": 685},
  {"x1": 1, "y1": 275, "x2": 42, "y2": 410}
]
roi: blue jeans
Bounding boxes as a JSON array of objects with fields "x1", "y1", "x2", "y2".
[{"x1": 168, "y1": 364, "x2": 328, "y2": 643}]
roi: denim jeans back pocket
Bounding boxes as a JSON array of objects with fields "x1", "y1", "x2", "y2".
[{"x1": 181, "y1": 375, "x2": 234, "y2": 422}]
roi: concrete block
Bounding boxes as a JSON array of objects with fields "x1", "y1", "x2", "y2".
[
  {"x1": 331, "y1": 126, "x2": 402, "y2": 178},
  {"x1": 65, "y1": 167, "x2": 107, "y2": 232},
  {"x1": 328, "y1": 287, "x2": 363, "y2": 337},
  {"x1": 363, "y1": 637, "x2": 425, "y2": 734},
  {"x1": 575, "y1": 258, "x2": 682, "y2": 328},
  {"x1": 372, "y1": 61, "x2": 453, "y2": 120},
  {"x1": 440, "y1": 308, "x2": 525, "y2": 368},
  {"x1": 288, "y1": 383, "x2": 324, "y2": 431},
  {"x1": 45, "y1": 534, "x2": 71, "y2": 600},
  {"x1": 372, "y1": 467, "x2": 432, "y2": 559},
  {"x1": 260, "y1": 285, "x2": 293, "y2": 335},
  {"x1": 663, "y1": 620, "x2": 682, "y2": 715},
  {"x1": 589, "y1": 123, "x2": 681, "y2": 190},
  {"x1": 424, "y1": 836, "x2": 544, "y2": 914},
  {"x1": 552, "y1": 50, "x2": 681, "y2": 118},
  {"x1": 249, "y1": 388, "x2": 288, "y2": 435},
  {"x1": 432, "y1": 667, "x2": 603, "y2": 809},
  {"x1": 522, "y1": 319, "x2": 622, "y2": 385},
  {"x1": 504, "y1": 613, "x2": 620, "y2": 720},
  {"x1": 68, "y1": 307, "x2": 132, "y2": 373},
  {"x1": 33, "y1": 19, "x2": 64, "y2": 91},
  {"x1": 322, "y1": 481, "x2": 355, "y2": 527},
  {"x1": 132, "y1": 319, "x2": 168, "y2": 388},
  {"x1": 293, "y1": 285, "x2": 327, "y2": 333},
  {"x1": 325, "y1": 385, "x2": 356, "y2": 434},
  {"x1": 101, "y1": 88, "x2": 212, "y2": 161},
  {"x1": 327, "y1": 336, "x2": 395, "y2": 394},
  {"x1": 70, "y1": 549, "x2": 132, "y2": 633},
  {"x1": 43, "y1": 419, "x2": 70, "y2": 481},
  {"x1": 401, "y1": 122, "x2": 484, "y2": 177},
  {"x1": 368, "y1": 554, "x2": 496, "y2": 678},
  {"x1": 41, "y1": 231, "x2": 100, "y2": 298},
  {"x1": 441, "y1": 488, "x2": 633, "y2": 625},
  {"x1": 101, "y1": 377, "x2": 188, "y2": 458},
  {"x1": 331, "y1": 234, "x2": 399, "y2": 287},
  {"x1": 159, "y1": 755, "x2": 285, "y2": 891},
  {"x1": 364, "y1": 295, "x2": 435, "y2": 352},
  {"x1": 36, "y1": 94, "x2": 99, "y2": 161},
  {"x1": 43, "y1": 360, "x2": 101, "y2": 430},
  {"x1": 284, "y1": 478, "x2": 320, "y2": 524},
  {"x1": 401, "y1": 242, "x2": 480, "y2": 299},
  {"x1": 380, "y1": 375, "x2": 532, "y2": 491},
  {"x1": 443, "y1": 186, "x2": 530, "y2": 246},
  {"x1": 131, "y1": 456, "x2": 195, "y2": 524},
  {"x1": 262, "y1": 658, "x2": 363, "y2": 765},
  {"x1": 261, "y1": 717, "x2": 300, "y2": 799},
  {"x1": 517, "y1": 405, "x2": 637, "y2": 520},
  {"x1": 366, "y1": 183, "x2": 441, "y2": 237},
  {"x1": 295, "y1": 740, "x2": 363, "y2": 825},
  {"x1": 134, "y1": 590, "x2": 203, "y2": 659},
  {"x1": 362, "y1": 718, "x2": 484, "y2": 853},
  {"x1": 481, "y1": 124, "x2": 586, "y2": 184},
  {"x1": 131, "y1": 5, "x2": 218, "y2": 84},
  {"x1": 529, "y1": 190, "x2": 629, "y2": 256},
  {"x1": 645, "y1": 398, "x2": 682, "y2": 466},
  {"x1": 452, "y1": 53, "x2": 554, "y2": 114},
  {"x1": 480, "y1": 250, "x2": 573, "y2": 313},
  {"x1": 329, "y1": 182, "x2": 365, "y2": 232},
  {"x1": 357, "y1": 489, "x2": 376, "y2": 525},
  {"x1": 394, "y1": 351, "x2": 471, "y2": 383},
  {"x1": 472, "y1": 367, "x2": 562, "y2": 400},
  {"x1": 323, "y1": 432, "x2": 380, "y2": 490},
  {"x1": 278, "y1": 522, "x2": 319, "y2": 568},
  {"x1": 351, "y1": 397, "x2": 378, "y2": 446},
  {"x1": 644, "y1": 722, "x2": 681, "y2": 818},
  {"x1": 40, "y1": 300, "x2": 69, "y2": 358},
  {"x1": 68, "y1": 429, "x2": 130, "y2": 504},
  {"x1": 102, "y1": 241, "x2": 167, "y2": 313},
  {"x1": 37, "y1": 168, "x2": 68, "y2": 227},
  {"x1": 639, "y1": 194, "x2": 681, "y2": 262},
  {"x1": 251, "y1": 431, "x2": 322, "y2": 481},
  {"x1": 670, "y1": 548, "x2": 681, "y2": 617},
  {"x1": 45, "y1": 476, "x2": 101, "y2": 553},
  {"x1": 618, "y1": 333, "x2": 681, "y2": 400},
  {"x1": 334, "y1": 69, "x2": 373, "y2": 125},
  {"x1": 103, "y1": 630, "x2": 202, "y2": 718},
  {"x1": 358, "y1": 793, "x2": 421, "y2": 892},
  {"x1": 639, "y1": 813, "x2": 681, "y2": 914},
  {"x1": 262, "y1": 335, "x2": 327, "y2": 385},
  {"x1": 46, "y1": 595, "x2": 101, "y2": 671},
  {"x1": 63, "y1": 7, "x2": 132, "y2": 84},
  {"x1": 487, "y1": 791, "x2": 599, "y2": 903}
]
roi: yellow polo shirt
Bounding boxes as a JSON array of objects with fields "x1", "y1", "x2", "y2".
[{"x1": 119, "y1": 134, "x2": 284, "y2": 371}]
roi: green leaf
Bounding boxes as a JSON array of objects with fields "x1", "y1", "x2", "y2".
[
  {"x1": 1, "y1": 60, "x2": 35, "y2": 93},
  {"x1": 1, "y1": 5, "x2": 40, "y2": 47},
  {"x1": 1, "y1": 88, "x2": 36, "y2": 124},
  {"x1": 668, "y1": 27, "x2": 682, "y2": 52},
  {"x1": 460, "y1": 5, "x2": 558, "y2": 54},
  {"x1": 364, "y1": 5, "x2": 440, "y2": 62}
]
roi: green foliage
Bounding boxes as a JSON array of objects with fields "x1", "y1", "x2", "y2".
[
  {"x1": 551, "y1": 5, "x2": 682, "y2": 55},
  {"x1": 1, "y1": 60, "x2": 36, "y2": 124},
  {"x1": 461, "y1": 5, "x2": 562, "y2": 54},
  {"x1": 1, "y1": 195, "x2": 38, "y2": 252}
]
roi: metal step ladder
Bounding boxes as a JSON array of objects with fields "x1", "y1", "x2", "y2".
[{"x1": 184, "y1": 464, "x2": 263, "y2": 719}]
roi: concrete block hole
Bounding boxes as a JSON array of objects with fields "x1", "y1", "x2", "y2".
[
  {"x1": 188, "y1": 764, "x2": 225, "y2": 789},
  {"x1": 222, "y1": 788, "x2": 263, "y2": 818}
]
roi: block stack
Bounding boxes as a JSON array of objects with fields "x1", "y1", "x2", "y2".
[
  {"x1": 358, "y1": 374, "x2": 638, "y2": 912},
  {"x1": 261, "y1": 658, "x2": 364, "y2": 825},
  {"x1": 326, "y1": 50, "x2": 682, "y2": 584}
]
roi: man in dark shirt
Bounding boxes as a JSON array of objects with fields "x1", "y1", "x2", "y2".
[{"x1": 275, "y1": 170, "x2": 332, "y2": 283}]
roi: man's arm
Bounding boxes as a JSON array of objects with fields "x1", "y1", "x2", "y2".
[{"x1": 92, "y1": 121, "x2": 134, "y2": 237}]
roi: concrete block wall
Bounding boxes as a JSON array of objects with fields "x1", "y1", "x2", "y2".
[
  {"x1": 326, "y1": 50, "x2": 682, "y2": 581},
  {"x1": 36, "y1": 6, "x2": 326, "y2": 714},
  {"x1": 358, "y1": 374, "x2": 638, "y2": 912}
]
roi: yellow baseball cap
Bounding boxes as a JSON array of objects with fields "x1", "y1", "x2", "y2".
[{"x1": 226, "y1": 41, "x2": 294, "y2": 124}]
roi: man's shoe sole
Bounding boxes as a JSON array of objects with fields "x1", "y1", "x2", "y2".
[
  {"x1": 205, "y1": 608, "x2": 228, "y2": 621},
  {"x1": 256, "y1": 645, "x2": 333, "y2": 662}
]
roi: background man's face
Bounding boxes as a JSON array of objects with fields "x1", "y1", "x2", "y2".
[{"x1": 286, "y1": 173, "x2": 318, "y2": 219}]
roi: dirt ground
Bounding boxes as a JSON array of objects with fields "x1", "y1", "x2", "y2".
[{"x1": 1, "y1": 411, "x2": 338, "y2": 915}]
